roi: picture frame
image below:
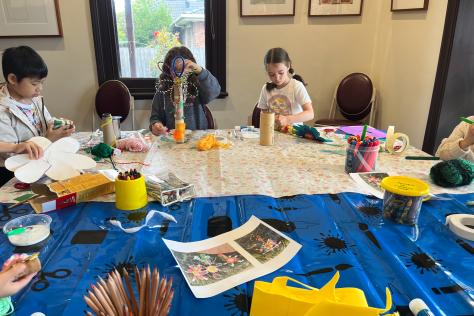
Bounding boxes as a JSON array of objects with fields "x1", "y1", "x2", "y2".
[
  {"x1": 391, "y1": 0, "x2": 429, "y2": 11},
  {"x1": 308, "y1": 0, "x2": 363, "y2": 17},
  {"x1": 240, "y1": 0, "x2": 296, "y2": 17},
  {"x1": 0, "y1": 0, "x2": 63, "y2": 37}
]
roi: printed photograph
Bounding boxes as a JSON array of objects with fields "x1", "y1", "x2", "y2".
[
  {"x1": 172, "y1": 244, "x2": 252, "y2": 286},
  {"x1": 235, "y1": 223, "x2": 290, "y2": 263},
  {"x1": 359, "y1": 172, "x2": 389, "y2": 192}
]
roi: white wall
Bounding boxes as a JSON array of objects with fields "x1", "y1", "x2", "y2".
[
  {"x1": 371, "y1": 1, "x2": 448, "y2": 147},
  {"x1": 0, "y1": 0, "x2": 448, "y2": 148}
]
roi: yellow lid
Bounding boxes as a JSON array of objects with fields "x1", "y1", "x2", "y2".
[{"x1": 380, "y1": 176, "x2": 429, "y2": 197}]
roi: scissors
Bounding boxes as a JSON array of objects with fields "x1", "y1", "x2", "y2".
[
  {"x1": 31, "y1": 268, "x2": 72, "y2": 291},
  {"x1": 171, "y1": 55, "x2": 185, "y2": 78},
  {"x1": 0, "y1": 204, "x2": 30, "y2": 223}
]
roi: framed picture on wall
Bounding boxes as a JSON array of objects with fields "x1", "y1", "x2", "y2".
[
  {"x1": 391, "y1": 0, "x2": 429, "y2": 11},
  {"x1": 240, "y1": 0, "x2": 296, "y2": 17},
  {"x1": 308, "y1": 0, "x2": 363, "y2": 17},
  {"x1": 0, "y1": 0, "x2": 63, "y2": 37}
]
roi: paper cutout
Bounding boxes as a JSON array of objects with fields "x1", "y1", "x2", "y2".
[{"x1": 5, "y1": 137, "x2": 96, "y2": 183}]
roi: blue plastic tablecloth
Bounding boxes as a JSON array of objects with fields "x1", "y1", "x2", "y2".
[{"x1": 1, "y1": 192, "x2": 473, "y2": 316}]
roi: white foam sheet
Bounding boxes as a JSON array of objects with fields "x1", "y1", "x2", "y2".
[{"x1": 14, "y1": 159, "x2": 51, "y2": 183}]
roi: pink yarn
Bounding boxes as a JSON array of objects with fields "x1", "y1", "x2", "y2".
[{"x1": 116, "y1": 138, "x2": 150, "y2": 152}]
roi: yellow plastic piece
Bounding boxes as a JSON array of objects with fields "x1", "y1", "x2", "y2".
[
  {"x1": 380, "y1": 176, "x2": 429, "y2": 197},
  {"x1": 250, "y1": 272, "x2": 397, "y2": 316},
  {"x1": 115, "y1": 175, "x2": 147, "y2": 211},
  {"x1": 196, "y1": 134, "x2": 230, "y2": 151}
]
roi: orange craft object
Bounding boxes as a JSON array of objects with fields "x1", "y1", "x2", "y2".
[{"x1": 174, "y1": 120, "x2": 186, "y2": 143}]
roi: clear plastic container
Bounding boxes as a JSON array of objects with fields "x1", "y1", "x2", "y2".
[
  {"x1": 345, "y1": 143, "x2": 379, "y2": 173},
  {"x1": 380, "y1": 176, "x2": 430, "y2": 225},
  {"x1": 3, "y1": 214, "x2": 52, "y2": 246}
]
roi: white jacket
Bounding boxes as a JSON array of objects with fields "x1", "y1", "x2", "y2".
[
  {"x1": 0, "y1": 83, "x2": 52, "y2": 166},
  {"x1": 435, "y1": 116, "x2": 474, "y2": 162}
]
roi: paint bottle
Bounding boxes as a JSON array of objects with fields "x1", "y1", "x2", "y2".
[{"x1": 409, "y1": 298, "x2": 435, "y2": 316}]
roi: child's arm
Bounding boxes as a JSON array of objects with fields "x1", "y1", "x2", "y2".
[
  {"x1": 45, "y1": 124, "x2": 75, "y2": 142},
  {"x1": 39, "y1": 101, "x2": 75, "y2": 141},
  {"x1": 197, "y1": 69, "x2": 221, "y2": 104},
  {"x1": 0, "y1": 141, "x2": 43, "y2": 159},
  {"x1": 149, "y1": 93, "x2": 168, "y2": 135},
  {"x1": 0, "y1": 256, "x2": 37, "y2": 298},
  {"x1": 276, "y1": 102, "x2": 314, "y2": 126},
  {"x1": 436, "y1": 118, "x2": 474, "y2": 161}
]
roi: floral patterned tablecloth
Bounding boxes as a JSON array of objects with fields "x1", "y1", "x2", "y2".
[{"x1": 1, "y1": 130, "x2": 472, "y2": 203}]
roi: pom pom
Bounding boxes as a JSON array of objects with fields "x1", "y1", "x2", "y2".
[{"x1": 430, "y1": 158, "x2": 474, "y2": 187}]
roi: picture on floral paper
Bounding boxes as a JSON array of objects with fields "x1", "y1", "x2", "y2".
[
  {"x1": 235, "y1": 223, "x2": 291, "y2": 263},
  {"x1": 163, "y1": 216, "x2": 301, "y2": 298},
  {"x1": 171, "y1": 244, "x2": 252, "y2": 286},
  {"x1": 350, "y1": 172, "x2": 390, "y2": 199}
]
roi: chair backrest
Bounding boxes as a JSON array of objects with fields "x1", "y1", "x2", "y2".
[
  {"x1": 203, "y1": 105, "x2": 215, "y2": 129},
  {"x1": 95, "y1": 80, "x2": 131, "y2": 123},
  {"x1": 252, "y1": 104, "x2": 261, "y2": 128},
  {"x1": 336, "y1": 73, "x2": 373, "y2": 122}
]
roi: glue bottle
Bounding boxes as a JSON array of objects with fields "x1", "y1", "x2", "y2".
[{"x1": 409, "y1": 298, "x2": 434, "y2": 316}]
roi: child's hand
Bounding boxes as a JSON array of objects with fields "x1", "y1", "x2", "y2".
[
  {"x1": 46, "y1": 123, "x2": 75, "y2": 142},
  {"x1": 14, "y1": 141, "x2": 44, "y2": 160},
  {"x1": 460, "y1": 124, "x2": 474, "y2": 149},
  {"x1": 0, "y1": 262, "x2": 36, "y2": 298},
  {"x1": 276, "y1": 115, "x2": 292, "y2": 128},
  {"x1": 151, "y1": 122, "x2": 168, "y2": 136},
  {"x1": 184, "y1": 60, "x2": 202, "y2": 75}
]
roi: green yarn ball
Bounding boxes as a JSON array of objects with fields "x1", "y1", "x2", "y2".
[
  {"x1": 90, "y1": 143, "x2": 114, "y2": 159},
  {"x1": 430, "y1": 158, "x2": 474, "y2": 187}
]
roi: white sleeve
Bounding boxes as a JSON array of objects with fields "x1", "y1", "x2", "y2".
[
  {"x1": 435, "y1": 118, "x2": 474, "y2": 161},
  {"x1": 257, "y1": 85, "x2": 269, "y2": 110},
  {"x1": 294, "y1": 81, "x2": 311, "y2": 106}
]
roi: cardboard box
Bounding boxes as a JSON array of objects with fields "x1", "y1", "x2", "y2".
[{"x1": 30, "y1": 173, "x2": 115, "y2": 213}]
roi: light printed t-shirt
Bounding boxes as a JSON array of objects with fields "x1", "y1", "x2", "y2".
[
  {"x1": 11, "y1": 99, "x2": 43, "y2": 134},
  {"x1": 257, "y1": 79, "x2": 311, "y2": 117}
]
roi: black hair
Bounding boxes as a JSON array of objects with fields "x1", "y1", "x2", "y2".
[
  {"x1": 2, "y1": 46, "x2": 48, "y2": 82},
  {"x1": 157, "y1": 46, "x2": 199, "y2": 103},
  {"x1": 263, "y1": 47, "x2": 306, "y2": 91}
]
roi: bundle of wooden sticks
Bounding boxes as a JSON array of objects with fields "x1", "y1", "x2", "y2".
[{"x1": 84, "y1": 265, "x2": 174, "y2": 316}]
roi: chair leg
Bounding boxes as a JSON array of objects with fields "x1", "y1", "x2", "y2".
[
  {"x1": 131, "y1": 96, "x2": 135, "y2": 130},
  {"x1": 329, "y1": 87, "x2": 338, "y2": 119}
]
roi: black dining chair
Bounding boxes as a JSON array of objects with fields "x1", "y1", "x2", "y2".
[
  {"x1": 314, "y1": 73, "x2": 376, "y2": 127},
  {"x1": 203, "y1": 105, "x2": 216, "y2": 129},
  {"x1": 94, "y1": 80, "x2": 134, "y2": 130},
  {"x1": 251, "y1": 104, "x2": 261, "y2": 128}
]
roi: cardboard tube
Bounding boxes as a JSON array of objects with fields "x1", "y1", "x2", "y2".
[{"x1": 260, "y1": 111, "x2": 275, "y2": 146}]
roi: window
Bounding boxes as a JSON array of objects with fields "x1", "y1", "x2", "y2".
[{"x1": 90, "y1": 0, "x2": 226, "y2": 99}]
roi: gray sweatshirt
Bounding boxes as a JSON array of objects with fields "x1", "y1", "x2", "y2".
[
  {"x1": 149, "y1": 69, "x2": 220, "y2": 130},
  {"x1": 0, "y1": 83, "x2": 52, "y2": 166}
]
